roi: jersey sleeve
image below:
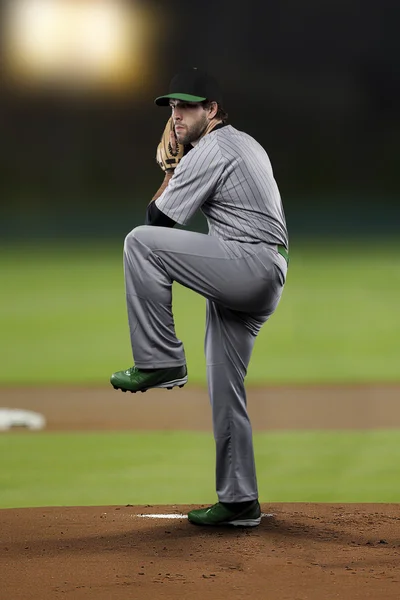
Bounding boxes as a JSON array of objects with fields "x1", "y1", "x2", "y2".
[{"x1": 155, "y1": 136, "x2": 224, "y2": 225}]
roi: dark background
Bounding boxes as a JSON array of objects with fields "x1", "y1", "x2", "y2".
[{"x1": 1, "y1": 0, "x2": 399, "y2": 240}]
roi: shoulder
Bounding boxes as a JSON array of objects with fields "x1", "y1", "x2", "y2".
[
  {"x1": 186, "y1": 128, "x2": 225, "y2": 161},
  {"x1": 222, "y1": 126, "x2": 263, "y2": 145},
  {"x1": 192, "y1": 125, "x2": 236, "y2": 156},
  {"x1": 213, "y1": 125, "x2": 261, "y2": 148},
  {"x1": 212, "y1": 125, "x2": 266, "y2": 157}
]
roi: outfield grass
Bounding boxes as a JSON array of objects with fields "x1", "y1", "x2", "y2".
[
  {"x1": 1, "y1": 429, "x2": 400, "y2": 509},
  {"x1": 0, "y1": 239, "x2": 399, "y2": 386}
]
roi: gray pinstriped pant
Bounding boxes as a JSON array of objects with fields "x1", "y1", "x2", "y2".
[{"x1": 123, "y1": 225, "x2": 287, "y2": 502}]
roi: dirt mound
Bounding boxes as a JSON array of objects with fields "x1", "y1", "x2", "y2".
[
  {"x1": 2, "y1": 385, "x2": 400, "y2": 597},
  {"x1": 2, "y1": 503, "x2": 400, "y2": 599}
]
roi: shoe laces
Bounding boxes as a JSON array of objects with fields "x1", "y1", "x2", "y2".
[{"x1": 124, "y1": 366, "x2": 138, "y2": 376}]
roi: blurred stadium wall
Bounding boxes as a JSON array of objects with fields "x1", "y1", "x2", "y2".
[{"x1": 0, "y1": 0, "x2": 398, "y2": 241}]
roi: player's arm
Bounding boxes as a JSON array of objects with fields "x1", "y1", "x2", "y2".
[
  {"x1": 145, "y1": 199, "x2": 176, "y2": 227},
  {"x1": 145, "y1": 118, "x2": 183, "y2": 227},
  {"x1": 151, "y1": 169, "x2": 178, "y2": 204},
  {"x1": 155, "y1": 142, "x2": 224, "y2": 225},
  {"x1": 149, "y1": 113, "x2": 223, "y2": 226},
  {"x1": 144, "y1": 171, "x2": 176, "y2": 227}
]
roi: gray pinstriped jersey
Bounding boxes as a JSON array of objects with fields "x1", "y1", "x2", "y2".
[{"x1": 155, "y1": 125, "x2": 288, "y2": 255}]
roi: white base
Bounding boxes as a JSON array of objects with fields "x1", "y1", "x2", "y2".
[{"x1": 137, "y1": 512, "x2": 273, "y2": 521}]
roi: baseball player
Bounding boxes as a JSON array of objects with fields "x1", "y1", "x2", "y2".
[{"x1": 110, "y1": 68, "x2": 289, "y2": 527}]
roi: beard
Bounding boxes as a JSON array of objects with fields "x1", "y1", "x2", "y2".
[{"x1": 175, "y1": 113, "x2": 209, "y2": 145}]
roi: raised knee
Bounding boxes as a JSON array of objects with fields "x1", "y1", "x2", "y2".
[{"x1": 124, "y1": 225, "x2": 151, "y2": 251}]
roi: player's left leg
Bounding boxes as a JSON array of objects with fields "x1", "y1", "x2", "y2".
[{"x1": 111, "y1": 224, "x2": 286, "y2": 393}]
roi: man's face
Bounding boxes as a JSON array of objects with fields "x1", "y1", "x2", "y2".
[{"x1": 169, "y1": 100, "x2": 209, "y2": 145}]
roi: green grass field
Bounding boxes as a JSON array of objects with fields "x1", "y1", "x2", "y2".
[
  {"x1": 1, "y1": 429, "x2": 400, "y2": 509},
  {"x1": 1, "y1": 239, "x2": 399, "y2": 386},
  {"x1": 1, "y1": 239, "x2": 399, "y2": 509}
]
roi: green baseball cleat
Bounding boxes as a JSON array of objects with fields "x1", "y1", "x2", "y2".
[
  {"x1": 110, "y1": 365, "x2": 187, "y2": 393},
  {"x1": 188, "y1": 500, "x2": 261, "y2": 527}
]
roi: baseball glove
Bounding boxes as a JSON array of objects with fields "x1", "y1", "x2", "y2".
[{"x1": 156, "y1": 117, "x2": 185, "y2": 172}]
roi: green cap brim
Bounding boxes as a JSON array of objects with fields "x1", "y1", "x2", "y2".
[{"x1": 155, "y1": 93, "x2": 207, "y2": 106}]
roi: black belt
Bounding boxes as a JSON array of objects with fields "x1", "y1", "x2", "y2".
[{"x1": 277, "y1": 245, "x2": 289, "y2": 264}]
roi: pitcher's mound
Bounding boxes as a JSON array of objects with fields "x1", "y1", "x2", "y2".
[{"x1": 1, "y1": 503, "x2": 399, "y2": 599}]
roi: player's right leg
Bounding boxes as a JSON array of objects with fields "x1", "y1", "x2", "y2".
[{"x1": 187, "y1": 302, "x2": 266, "y2": 527}]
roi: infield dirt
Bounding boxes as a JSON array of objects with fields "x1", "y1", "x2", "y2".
[{"x1": 1, "y1": 384, "x2": 400, "y2": 599}]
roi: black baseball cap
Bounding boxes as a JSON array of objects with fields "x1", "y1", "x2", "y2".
[{"x1": 155, "y1": 68, "x2": 223, "y2": 106}]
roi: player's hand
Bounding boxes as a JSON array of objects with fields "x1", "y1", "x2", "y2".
[{"x1": 156, "y1": 117, "x2": 185, "y2": 173}]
